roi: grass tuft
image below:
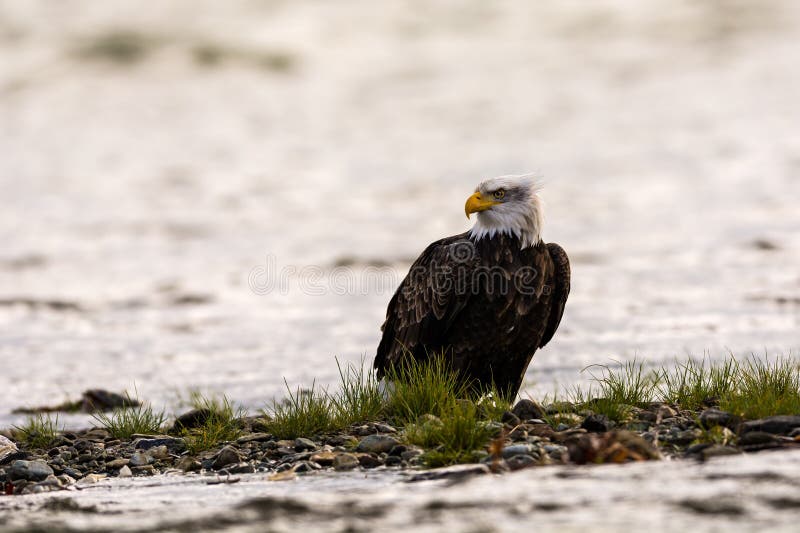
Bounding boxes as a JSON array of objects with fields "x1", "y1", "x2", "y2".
[
  {"x1": 384, "y1": 352, "x2": 470, "y2": 425},
  {"x1": 264, "y1": 380, "x2": 335, "y2": 439},
  {"x1": 330, "y1": 357, "x2": 385, "y2": 428},
  {"x1": 92, "y1": 393, "x2": 166, "y2": 439},
  {"x1": 13, "y1": 414, "x2": 61, "y2": 449},
  {"x1": 405, "y1": 400, "x2": 498, "y2": 467},
  {"x1": 659, "y1": 356, "x2": 739, "y2": 410},
  {"x1": 720, "y1": 355, "x2": 800, "y2": 419},
  {"x1": 181, "y1": 394, "x2": 245, "y2": 454}
]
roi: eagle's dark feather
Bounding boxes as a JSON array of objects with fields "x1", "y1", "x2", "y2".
[{"x1": 375, "y1": 231, "x2": 570, "y2": 397}]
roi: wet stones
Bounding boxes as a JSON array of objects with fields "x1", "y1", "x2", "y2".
[
  {"x1": 294, "y1": 438, "x2": 316, "y2": 451},
  {"x1": 699, "y1": 409, "x2": 741, "y2": 430},
  {"x1": 581, "y1": 414, "x2": 611, "y2": 433}
]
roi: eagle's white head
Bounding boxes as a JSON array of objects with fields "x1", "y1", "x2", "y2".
[{"x1": 465, "y1": 174, "x2": 543, "y2": 249}]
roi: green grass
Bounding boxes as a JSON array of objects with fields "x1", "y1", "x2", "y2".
[
  {"x1": 181, "y1": 394, "x2": 245, "y2": 454},
  {"x1": 384, "y1": 352, "x2": 471, "y2": 425},
  {"x1": 13, "y1": 414, "x2": 61, "y2": 449},
  {"x1": 92, "y1": 393, "x2": 166, "y2": 439},
  {"x1": 330, "y1": 357, "x2": 385, "y2": 427},
  {"x1": 720, "y1": 355, "x2": 800, "y2": 419},
  {"x1": 263, "y1": 380, "x2": 336, "y2": 439},
  {"x1": 659, "y1": 356, "x2": 739, "y2": 410},
  {"x1": 405, "y1": 400, "x2": 498, "y2": 467}
]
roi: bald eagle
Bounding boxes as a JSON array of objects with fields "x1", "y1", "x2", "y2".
[{"x1": 374, "y1": 175, "x2": 570, "y2": 398}]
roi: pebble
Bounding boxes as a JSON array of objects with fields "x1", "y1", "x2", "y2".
[
  {"x1": 106, "y1": 458, "x2": 130, "y2": 469},
  {"x1": 506, "y1": 454, "x2": 536, "y2": 471},
  {"x1": 502, "y1": 444, "x2": 537, "y2": 459},
  {"x1": 8, "y1": 460, "x2": 54, "y2": 482},
  {"x1": 581, "y1": 414, "x2": 611, "y2": 433},
  {"x1": 357, "y1": 454, "x2": 383, "y2": 469},
  {"x1": 309, "y1": 451, "x2": 336, "y2": 466},
  {"x1": 374, "y1": 423, "x2": 397, "y2": 434},
  {"x1": 332, "y1": 453, "x2": 360, "y2": 471},
  {"x1": 129, "y1": 452, "x2": 152, "y2": 467},
  {"x1": 699, "y1": 409, "x2": 741, "y2": 430},
  {"x1": 408, "y1": 463, "x2": 490, "y2": 482},
  {"x1": 118, "y1": 465, "x2": 133, "y2": 478},
  {"x1": 0, "y1": 435, "x2": 18, "y2": 463},
  {"x1": 356, "y1": 435, "x2": 400, "y2": 454},
  {"x1": 212, "y1": 446, "x2": 241, "y2": 470},
  {"x1": 294, "y1": 438, "x2": 317, "y2": 451}
]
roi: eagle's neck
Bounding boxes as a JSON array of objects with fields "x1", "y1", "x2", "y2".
[{"x1": 468, "y1": 195, "x2": 543, "y2": 249}]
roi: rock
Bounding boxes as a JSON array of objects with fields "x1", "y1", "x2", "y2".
[
  {"x1": 384, "y1": 455, "x2": 403, "y2": 467},
  {"x1": 145, "y1": 445, "x2": 171, "y2": 461},
  {"x1": 294, "y1": 438, "x2": 316, "y2": 451},
  {"x1": 407, "y1": 464, "x2": 490, "y2": 482},
  {"x1": 106, "y1": 458, "x2": 130, "y2": 469},
  {"x1": 0, "y1": 436, "x2": 18, "y2": 463},
  {"x1": 741, "y1": 416, "x2": 800, "y2": 435},
  {"x1": 700, "y1": 445, "x2": 741, "y2": 460},
  {"x1": 356, "y1": 435, "x2": 400, "y2": 454},
  {"x1": 357, "y1": 453, "x2": 383, "y2": 469},
  {"x1": 212, "y1": 446, "x2": 241, "y2": 470},
  {"x1": 506, "y1": 454, "x2": 536, "y2": 471},
  {"x1": 8, "y1": 460, "x2": 54, "y2": 482},
  {"x1": 388, "y1": 445, "x2": 407, "y2": 456},
  {"x1": 332, "y1": 453, "x2": 360, "y2": 471},
  {"x1": 400, "y1": 447, "x2": 423, "y2": 461},
  {"x1": 501, "y1": 411, "x2": 521, "y2": 426},
  {"x1": 129, "y1": 452, "x2": 152, "y2": 467},
  {"x1": 171, "y1": 409, "x2": 213, "y2": 432},
  {"x1": 236, "y1": 433, "x2": 273, "y2": 444},
  {"x1": 118, "y1": 465, "x2": 133, "y2": 478},
  {"x1": 80, "y1": 390, "x2": 140, "y2": 412},
  {"x1": 502, "y1": 444, "x2": 537, "y2": 459},
  {"x1": 581, "y1": 414, "x2": 611, "y2": 433},
  {"x1": 699, "y1": 409, "x2": 741, "y2": 430},
  {"x1": 565, "y1": 431, "x2": 660, "y2": 464},
  {"x1": 176, "y1": 456, "x2": 201, "y2": 472},
  {"x1": 309, "y1": 451, "x2": 336, "y2": 466},
  {"x1": 738, "y1": 431, "x2": 784, "y2": 451},
  {"x1": 512, "y1": 399, "x2": 546, "y2": 421},
  {"x1": 227, "y1": 463, "x2": 256, "y2": 474},
  {"x1": 374, "y1": 423, "x2": 397, "y2": 434},
  {"x1": 133, "y1": 437, "x2": 184, "y2": 451}
]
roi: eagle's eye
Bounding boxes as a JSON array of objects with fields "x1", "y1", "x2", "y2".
[{"x1": 493, "y1": 189, "x2": 506, "y2": 200}]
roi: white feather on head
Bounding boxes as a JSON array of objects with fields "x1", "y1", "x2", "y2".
[{"x1": 468, "y1": 174, "x2": 544, "y2": 248}]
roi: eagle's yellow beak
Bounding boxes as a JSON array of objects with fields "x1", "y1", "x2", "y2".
[{"x1": 465, "y1": 192, "x2": 499, "y2": 219}]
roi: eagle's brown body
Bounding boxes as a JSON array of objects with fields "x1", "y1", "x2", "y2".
[{"x1": 374, "y1": 231, "x2": 570, "y2": 397}]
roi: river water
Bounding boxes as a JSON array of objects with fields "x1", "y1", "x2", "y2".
[{"x1": 1, "y1": 0, "x2": 799, "y2": 529}]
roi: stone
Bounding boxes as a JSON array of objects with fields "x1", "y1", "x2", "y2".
[
  {"x1": 309, "y1": 451, "x2": 336, "y2": 466},
  {"x1": 506, "y1": 454, "x2": 536, "y2": 471},
  {"x1": 133, "y1": 437, "x2": 184, "y2": 452},
  {"x1": 384, "y1": 455, "x2": 403, "y2": 467},
  {"x1": 581, "y1": 414, "x2": 611, "y2": 433},
  {"x1": 8, "y1": 460, "x2": 54, "y2": 482},
  {"x1": 145, "y1": 445, "x2": 170, "y2": 461},
  {"x1": 356, "y1": 435, "x2": 400, "y2": 454},
  {"x1": 699, "y1": 409, "x2": 741, "y2": 430},
  {"x1": 171, "y1": 408, "x2": 213, "y2": 432},
  {"x1": 176, "y1": 456, "x2": 201, "y2": 472},
  {"x1": 0, "y1": 435, "x2": 18, "y2": 463},
  {"x1": 227, "y1": 463, "x2": 256, "y2": 474},
  {"x1": 129, "y1": 452, "x2": 152, "y2": 467},
  {"x1": 741, "y1": 416, "x2": 800, "y2": 436},
  {"x1": 502, "y1": 444, "x2": 537, "y2": 459},
  {"x1": 357, "y1": 454, "x2": 383, "y2": 468},
  {"x1": 118, "y1": 465, "x2": 133, "y2": 478},
  {"x1": 332, "y1": 453, "x2": 359, "y2": 471},
  {"x1": 236, "y1": 433, "x2": 273, "y2": 444},
  {"x1": 212, "y1": 446, "x2": 241, "y2": 470},
  {"x1": 512, "y1": 399, "x2": 546, "y2": 421},
  {"x1": 294, "y1": 438, "x2": 316, "y2": 451},
  {"x1": 374, "y1": 423, "x2": 397, "y2": 434},
  {"x1": 408, "y1": 464, "x2": 490, "y2": 482},
  {"x1": 105, "y1": 458, "x2": 130, "y2": 469},
  {"x1": 501, "y1": 411, "x2": 521, "y2": 426},
  {"x1": 400, "y1": 448, "x2": 423, "y2": 461},
  {"x1": 700, "y1": 445, "x2": 741, "y2": 460}
]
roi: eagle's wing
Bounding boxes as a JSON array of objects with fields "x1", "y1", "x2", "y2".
[
  {"x1": 374, "y1": 233, "x2": 476, "y2": 378},
  {"x1": 539, "y1": 242, "x2": 571, "y2": 347}
]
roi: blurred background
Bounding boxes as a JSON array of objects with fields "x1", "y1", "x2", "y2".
[{"x1": 1, "y1": 0, "x2": 799, "y2": 427}]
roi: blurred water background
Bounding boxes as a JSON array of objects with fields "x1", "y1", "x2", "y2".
[{"x1": 1, "y1": 0, "x2": 799, "y2": 429}]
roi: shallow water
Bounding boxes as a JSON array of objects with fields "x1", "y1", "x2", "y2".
[{"x1": 1, "y1": 0, "x2": 800, "y2": 528}]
